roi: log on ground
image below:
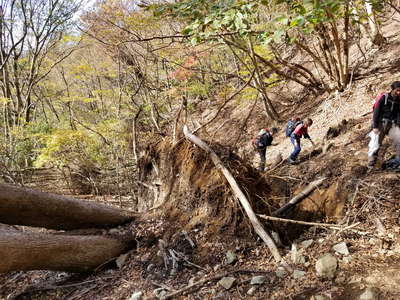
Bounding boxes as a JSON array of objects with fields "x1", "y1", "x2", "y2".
[
  {"x1": 0, "y1": 230, "x2": 134, "y2": 273},
  {"x1": 0, "y1": 183, "x2": 133, "y2": 230}
]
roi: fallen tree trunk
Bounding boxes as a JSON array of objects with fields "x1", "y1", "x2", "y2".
[
  {"x1": 183, "y1": 126, "x2": 282, "y2": 262},
  {"x1": 272, "y1": 177, "x2": 326, "y2": 216},
  {"x1": 0, "y1": 230, "x2": 134, "y2": 273},
  {"x1": 0, "y1": 183, "x2": 133, "y2": 230}
]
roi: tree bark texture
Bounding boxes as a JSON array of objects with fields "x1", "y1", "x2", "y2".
[
  {"x1": 0, "y1": 230, "x2": 133, "y2": 273},
  {"x1": 0, "y1": 183, "x2": 133, "y2": 230},
  {"x1": 183, "y1": 126, "x2": 282, "y2": 262}
]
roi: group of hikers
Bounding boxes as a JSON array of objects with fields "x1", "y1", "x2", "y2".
[
  {"x1": 253, "y1": 118, "x2": 314, "y2": 171},
  {"x1": 253, "y1": 81, "x2": 400, "y2": 171}
]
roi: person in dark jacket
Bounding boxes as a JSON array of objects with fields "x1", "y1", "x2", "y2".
[
  {"x1": 288, "y1": 118, "x2": 315, "y2": 164},
  {"x1": 368, "y1": 81, "x2": 400, "y2": 168},
  {"x1": 253, "y1": 127, "x2": 278, "y2": 171}
]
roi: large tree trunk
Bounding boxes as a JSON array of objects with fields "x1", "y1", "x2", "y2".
[
  {"x1": 0, "y1": 183, "x2": 133, "y2": 230},
  {"x1": 0, "y1": 230, "x2": 134, "y2": 273}
]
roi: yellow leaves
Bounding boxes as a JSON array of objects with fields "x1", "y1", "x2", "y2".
[
  {"x1": 34, "y1": 128, "x2": 108, "y2": 168},
  {"x1": 253, "y1": 45, "x2": 273, "y2": 60},
  {"x1": 59, "y1": 96, "x2": 95, "y2": 103},
  {"x1": 0, "y1": 97, "x2": 11, "y2": 104},
  {"x1": 92, "y1": 89, "x2": 115, "y2": 98},
  {"x1": 70, "y1": 63, "x2": 94, "y2": 76},
  {"x1": 61, "y1": 35, "x2": 81, "y2": 44},
  {"x1": 216, "y1": 84, "x2": 234, "y2": 100},
  {"x1": 240, "y1": 86, "x2": 258, "y2": 102},
  {"x1": 125, "y1": 13, "x2": 160, "y2": 31}
]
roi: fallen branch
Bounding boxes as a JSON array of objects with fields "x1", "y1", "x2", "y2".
[
  {"x1": 257, "y1": 214, "x2": 360, "y2": 230},
  {"x1": 257, "y1": 215, "x2": 370, "y2": 236},
  {"x1": 272, "y1": 177, "x2": 326, "y2": 216},
  {"x1": 183, "y1": 126, "x2": 282, "y2": 262}
]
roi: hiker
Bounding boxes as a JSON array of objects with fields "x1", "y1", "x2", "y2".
[
  {"x1": 253, "y1": 127, "x2": 278, "y2": 171},
  {"x1": 368, "y1": 81, "x2": 400, "y2": 168},
  {"x1": 288, "y1": 118, "x2": 315, "y2": 164}
]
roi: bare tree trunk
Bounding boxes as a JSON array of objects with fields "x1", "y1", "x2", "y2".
[
  {"x1": 273, "y1": 178, "x2": 326, "y2": 216},
  {"x1": 0, "y1": 230, "x2": 134, "y2": 273},
  {"x1": 183, "y1": 126, "x2": 282, "y2": 262},
  {"x1": 0, "y1": 184, "x2": 133, "y2": 230},
  {"x1": 132, "y1": 107, "x2": 142, "y2": 164}
]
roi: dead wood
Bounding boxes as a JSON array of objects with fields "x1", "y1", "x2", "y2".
[
  {"x1": 0, "y1": 183, "x2": 133, "y2": 230},
  {"x1": 0, "y1": 230, "x2": 134, "y2": 273},
  {"x1": 258, "y1": 214, "x2": 360, "y2": 231},
  {"x1": 272, "y1": 178, "x2": 326, "y2": 216},
  {"x1": 183, "y1": 125, "x2": 282, "y2": 262}
]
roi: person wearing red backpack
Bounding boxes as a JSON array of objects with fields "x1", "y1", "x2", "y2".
[
  {"x1": 288, "y1": 118, "x2": 315, "y2": 164},
  {"x1": 368, "y1": 81, "x2": 400, "y2": 168},
  {"x1": 253, "y1": 127, "x2": 278, "y2": 171}
]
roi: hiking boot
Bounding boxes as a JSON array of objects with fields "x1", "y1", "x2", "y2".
[{"x1": 288, "y1": 158, "x2": 296, "y2": 165}]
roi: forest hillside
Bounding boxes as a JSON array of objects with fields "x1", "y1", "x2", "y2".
[{"x1": 1, "y1": 0, "x2": 400, "y2": 299}]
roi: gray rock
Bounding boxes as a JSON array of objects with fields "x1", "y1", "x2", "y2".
[
  {"x1": 225, "y1": 250, "x2": 237, "y2": 265},
  {"x1": 348, "y1": 276, "x2": 362, "y2": 284},
  {"x1": 291, "y1": 244, "x2": 306, "y2": 264},
  {"x1": 315, "y1": 253, "x2": 337, "y2": 279},
  {"x1": 250, "y1": 275, "x2": 266, "y2": 285},
  {"x1": 214, "y1": 292, "x2": 228, "y2": 299},
  {"x1": 146, "y1": 264, "x2": 155, "y2": 272},
  {"x1": 153, "y1": 288, "x2": 167, "y2": 299},
  {"x1": 300, "y1": 239, "x2": 314, "y2": 249},
  {"x1": 128, "y1": 291, "x2": 143, "y2": 300},
  {"x1": 116, "y1": 253, "x2": 128, "y2": 269},
  {"x1": 292, "y1": 270, "x2": 306, "y2": 279},
  {"x1": 218, "y1": 277, "x2": 236, "y2": 290},
  {"x1": 247, "y1": 286, "x2": 258, "y2": 296},
  {"x1": 359, "y1": 287, "x2": 379, "y2": 300},
  {"x1": 333, "y1": 242, "x2": 350, "y2": 255},
  {"x1": 343, "y1": 256, "x2": 352, "y2": 264},
  {"x1": 276, "y1": 267, "x2": 287, "y2": 278}
]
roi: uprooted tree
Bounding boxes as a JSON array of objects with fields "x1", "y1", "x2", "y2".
[{"x1": 0, "y1": 183, "x2": 135, "y2": 273}]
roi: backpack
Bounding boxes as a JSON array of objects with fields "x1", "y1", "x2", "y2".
[
  {"x1": 253, "y1": 128, "x2": 272, "y2": 149},
  {"x1": 285, "y1": 118, "x2": 302, "y2": 137},
  {"x1": 372, "y1": 93, "x2": 388, "y2": 111}
]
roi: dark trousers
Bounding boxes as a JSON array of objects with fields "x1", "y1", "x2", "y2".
[
  {"x1": 290, "y1": 135, "x2": 301, "y2": 161},
  {"x1": 257, "y1": 148, "x2": 266, "y2": 171}
]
